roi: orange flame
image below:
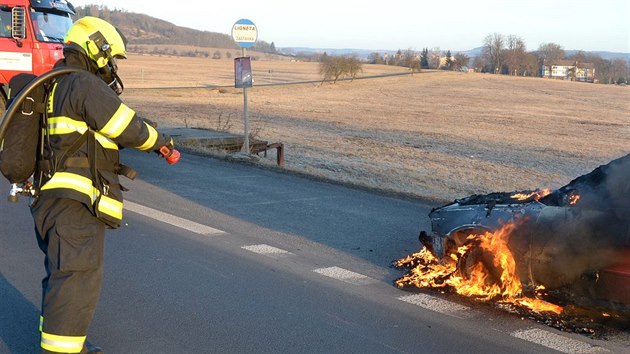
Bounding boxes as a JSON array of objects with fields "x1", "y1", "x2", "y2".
[
  {"x1": 569, "y1": 194, "x2": 580, "y2": 205},
  {"x1": 510, "y1": 188, "x2": 551, "y2": 201},
  {"x1": 395, "y1": 223, "x2": 563, "y2": 315}
]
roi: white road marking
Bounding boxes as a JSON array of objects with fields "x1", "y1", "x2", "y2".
[
  {"x1": 242, "y1": 244, "x2": 293, "y2": 256},
  {"x1": 398, "y1": 294, "x2": 472, "y2": 318},
  {"x1": 511, "y1": 328, "x2": 607, "y2": 353},
  {"x1": 313, "y1": 266, "x2": 376, "y2": 285},
  {"x1": 124, "y1": 201, "x2": 226, "y2": 236}
]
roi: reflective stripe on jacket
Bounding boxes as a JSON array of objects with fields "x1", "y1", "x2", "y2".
[{"x1": 39, "y1": 68, "x2": 168, "y2": 228}]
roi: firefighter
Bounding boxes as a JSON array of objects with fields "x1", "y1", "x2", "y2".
[{"x1": 31, "y1": 16, "x2": 178, "y2": 353}]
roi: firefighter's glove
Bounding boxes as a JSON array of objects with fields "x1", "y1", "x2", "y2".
[{"x1": 157, "y1": 141, "x2": 180, "y2": 165}]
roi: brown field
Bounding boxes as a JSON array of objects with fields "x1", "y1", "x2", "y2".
[{"x1": 118, "y1": 54, "x2": 630, "y2": 203}]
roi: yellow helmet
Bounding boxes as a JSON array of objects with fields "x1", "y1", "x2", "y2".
[{"x1": 64, "y1": 16, "x2": 127, "y2": 68}]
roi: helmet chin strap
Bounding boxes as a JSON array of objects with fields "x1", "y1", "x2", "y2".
[
  {"x1": 99, "y1": 45, "x2": 124, "y2": 95},
  {"x1": 89, "y1": 33, "x2": 125, "y2": 95}
]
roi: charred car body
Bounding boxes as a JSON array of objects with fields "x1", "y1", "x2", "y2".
[{"x1": 420, "y1": 154, "x2": 630, "y2": 309}]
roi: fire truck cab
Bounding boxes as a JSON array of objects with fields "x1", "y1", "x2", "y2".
[{"x1": 0, "y1": 0, "x2": 75, "y2": 110}]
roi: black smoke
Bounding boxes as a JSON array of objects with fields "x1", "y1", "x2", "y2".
[{"x1": 514, "y1": 153, "x2": 630, "y2": 289}]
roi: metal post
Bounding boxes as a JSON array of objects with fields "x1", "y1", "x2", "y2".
[{"x1": 241, "y1": 47, "x2": 250, "y2": 154}]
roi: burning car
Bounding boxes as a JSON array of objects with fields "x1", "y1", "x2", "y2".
[{"x1": 395, "y1": 153, "x2": 630, "y2": 315}]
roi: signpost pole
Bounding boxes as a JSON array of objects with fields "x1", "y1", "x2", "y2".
[
  {"x1": 242, "y1": 47, "x2": 249, "y2": 153},
  {"x1": 231, "y1": 18, "x2": 257, "y2": 155}
]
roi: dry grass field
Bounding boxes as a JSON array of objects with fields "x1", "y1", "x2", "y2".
[{"x1": 118, "y1": 54, "x2": 630, "y2": 203}]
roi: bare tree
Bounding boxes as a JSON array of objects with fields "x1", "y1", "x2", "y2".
[
  {"x1": 346, "y1": 57, "x2": 364, "y2": 80},
  {"x1": 319, "y1": 56, "x2": 363, "y2": 84},
  {"x1": 472, "y1": 55, "x2": 485, "y2": 72},
  {"x1": 587, "y1": 55, "x2": 612, "y2": 83},
  {"x1": 611, "y1": 58, "x2": 629, "y2": 84},
  {"x1": 522, "y1": 52, "x2": 541, "y2": 77},
  {"x1": 428, "y1": 47, "x2": 441, "y2": 69},
  {"x1": 504, "y1": 35, "x2": 527, "y2": 75},
  {"x1": 319, "y1": 56, "x2": 343, "y2": 84},
  {"x1": 537, "y1": 42, "x2": 565, "y2": 64},
  {"x1": 567, "y1": 50, "x2": 589, "y2": 64},
  {"x1": 453, "y1": 53, "x2": 470, "y2": 71},
  {"x1": 483, "y1": 33, "x2": 505, "y2": 74},
  {"x1": 402, "y1": 48, "x2": 420, "y2": 72}
]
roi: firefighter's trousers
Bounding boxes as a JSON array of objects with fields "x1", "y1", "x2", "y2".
[{"x1": 32, "y1": 198, "x2": 105, "y2": 354}]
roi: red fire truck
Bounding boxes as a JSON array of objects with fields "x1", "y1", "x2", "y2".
[{"x1": 0, "y1": 0, "x2": 75, "y2": 110}]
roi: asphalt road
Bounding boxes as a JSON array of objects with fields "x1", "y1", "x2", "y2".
[{"x1": 1, "y1": 149, "x2": 625, "y2": 353}]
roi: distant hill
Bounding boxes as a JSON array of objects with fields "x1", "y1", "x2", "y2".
[
  {"x1": 564, "y1": 50, "x2": 630, "y2": 62},
  {"x1": 74, "y1": 5, "x2": 275, "y2": 53},
  {"x1": 458, "y1": 47, "x2": 484, "y2": 58},
  {"x1": 279, "y1": 46, "x2": 486, "y2": 60},
  {"x1": 279, "y1": 47, "x2": 392, "y2": 58}
]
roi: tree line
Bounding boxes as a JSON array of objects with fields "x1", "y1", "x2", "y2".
[
  {"x1": 366, "y1": 48, "x2": 469, "y2": 72},
  {"x1": 476, "y1": 33, "x2": 628, "y2": 84},
  {"x1": 365, "y1": 33, "x2": 629, "y2": 84}
]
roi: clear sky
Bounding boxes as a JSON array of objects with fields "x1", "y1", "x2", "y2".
[{"x1": 68, "y1": 0, "x2": 629, "y2": 53}]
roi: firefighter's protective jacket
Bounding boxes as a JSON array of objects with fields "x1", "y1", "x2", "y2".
[{"x1": 38, "y1": 56, "x2": 170, "y2": 228}]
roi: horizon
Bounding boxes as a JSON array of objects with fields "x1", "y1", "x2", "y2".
[
  {"x1": 276, "y1": 45, "x2": 629, "y2": 56},
  {"x1": 69, "y1": 0, "x2": 629, "y2": 54}
]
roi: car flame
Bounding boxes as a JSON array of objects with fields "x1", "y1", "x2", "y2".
[
  {"x1": 510, "y1": 188, "x2": 551, "y2": 201},
  {"x1": 394, "y1": 223, "x2": 563, "y2": 315}
]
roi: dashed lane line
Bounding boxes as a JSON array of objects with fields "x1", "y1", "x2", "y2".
[
  {"x1": 511, "y1": 328, "x2": 608, "y2": 353},
  {"x1": 124, "y1": 201, "x2": 227, "y2": 236},
  {"x1": 313, "y1": 266, "x2": 377, "y2": 285},
  {"x1": 241, "y1": 244, "x2": 293, "y2": 256},
  {"x1": 399, "y1": 295, "x2": 605, "y2": 352},
  {"x1": 398, "y1": 294, "x2": 472, "y2": 319}
]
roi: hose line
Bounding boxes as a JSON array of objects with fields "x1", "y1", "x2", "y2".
[{"x1": 0, "y1": 67, "x2": 81, "y2": 142}]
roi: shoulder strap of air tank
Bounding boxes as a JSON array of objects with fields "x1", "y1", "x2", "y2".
[{"x1": 34, "y1": 79, "x2": 59, "y2": 194}]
